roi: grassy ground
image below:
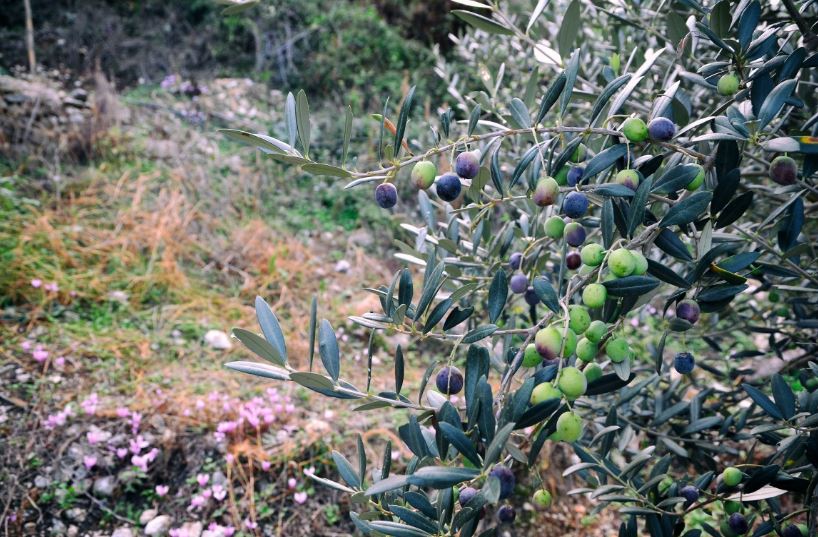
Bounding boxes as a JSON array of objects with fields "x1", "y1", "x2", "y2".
[{"x1": 0, "y1": 77, "x2": 619, "y2": 537}]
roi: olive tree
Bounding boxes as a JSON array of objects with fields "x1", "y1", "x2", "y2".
[{"x1": 221, "y1": 0, "x2": 818, "y2": 535}]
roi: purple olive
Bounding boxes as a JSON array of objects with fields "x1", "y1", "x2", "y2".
[
  {"x1": 509, "y1": 252, "x2": 523, "y2": 270},
  {"x1": 436, "y1": 173, "x2": 462, "y2": 202},
  {"x1": 679, "y1": 485, "x2": 699, "y2": 506},
  {"x1": 489, "y1": 465, "x2": 515, "y2": 500},
  {"x1": 728, "y1": 513, "x2": 749, "y2": 535},
  {"x1": 564, "y1": 222, "x2": 586, "y2": 247},
  {"x1": 769, "y1": 156, "x2": 798, "y2": 185},
  {"x1": 674, "y1": 352, "x2": 695, "y2": 374},
  {"x1": 497, "y1": 505, "x2": 516, "y2": 524},
  {"x1": 455, "y1": 151, "x2": 480, "y2": 179},
  {"x1": 676, "y1": 300, "x2": 700, "y2": 325},
  {"x1": 567, "y1": 166, "x2": 584, "y2": 186},
  {"x1": 374, "y1": 183, "x2": 397, "y2": 208},
  {"x1": 435, "y1": 366, "x2": 464, "y2": 394},
  {"x1": 510, "y1": 273, "x2": 529, "y2": 294},
  {"x1": 524, "y1": 287, "x2": 539, "y2": 306},
  {"x1": 459, "y1": 486, "x2": 478, "y2": 506},
  {"x1": 563, "y1": 192, "x2": 589, "y2": 219},
  {"x1": 648, "y1": 117, "x2": 676, "y2": 142}
]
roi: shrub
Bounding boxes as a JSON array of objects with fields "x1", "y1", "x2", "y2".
[{"x1": 224, "y1": 1, "x2": 818, "y2": 535}]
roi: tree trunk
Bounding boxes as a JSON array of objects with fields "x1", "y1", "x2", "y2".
[{"x1": 23, "y1": 0, "x2": 36, "y2": 73}]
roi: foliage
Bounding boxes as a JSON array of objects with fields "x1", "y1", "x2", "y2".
[
  {"x1": 0, "y1": 0, "x2": 451, "y2": 103},
  {"x1": 227, "y1": 1, "x2": 818, "y2": 536}
]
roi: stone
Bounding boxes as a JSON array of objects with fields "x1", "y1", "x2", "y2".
[
  {"x1": 50, "y1": 519, "x2": 67, "y2": 535},
  {"x1": 334, "y1": 260, "x2": 351, "y2": 273},
  {"x1": 203, "y1": 330, "x2": 232, "y2": 350},
  {"x1": 144, "y1": 515, "x2": 171, "y2": 536},
  {"x1": 93, "y1": 476, "x2": 116, "y2": 497},
  {"x1": 139, "y1": 510, "x2": 158, "y2": 526},
  {"x1": 111, "y1": 528, "x2": 134, "y2": 537},
  {"x1": 65, "y1": 508, "x2": 86, "y2": 523}
]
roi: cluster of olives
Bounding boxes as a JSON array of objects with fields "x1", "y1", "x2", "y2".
[
  {"x1": 665, "y1": 468, "x2": 806, "y2": 536},
  {"x1": 715, "y1": 468, "x2": 807, "y2": 536},
  {"x1": 376, "y1": 150, "x2": 483, "y2": 209},
  {"x1": 458, "y1": 466, "x2": 553, "y2": 528},
  {"x1": 670, "y1": 299, "x2": 701, "y2": 374},
  {"x1": 522, "y1": 313, "x2": 631, "y2": 441}
]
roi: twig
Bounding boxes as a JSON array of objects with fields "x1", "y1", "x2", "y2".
[{"x1": 83, "y1": 492, "x2": 133, "y2": 524}]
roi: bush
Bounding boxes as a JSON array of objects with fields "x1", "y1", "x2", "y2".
[
  {"x1": 0, "y1": 0, "x2": 450, "y2": 104},
  {"x1": 225, "y1": 1, "x2": 818, "y2": 535}
]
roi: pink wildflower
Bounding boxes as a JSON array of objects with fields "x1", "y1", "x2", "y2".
[
  {"x1": 197, "y1": 473, "x2": 209, "y2": 487},
  {"x1": 189, "y1": 494, "x2": 206, "y2": 509},
  {"x1": 32, "y1": 347, "x2": 49, "y2": 363},
  {"x1": 155, "y1": 485, "x2": 169, "y2": 497},
  {"x1": 130, "y1": 412, "x2": 142, "y2": 434},
  {"x1": 31, "y1": 279, "x2": 42, "y2": 288},
  {"x1": 86, "y1": 429, "x2": 109, "y2": 445},
  {"x1": 294, "y1": 491, "x2": 307, "y2": 504},
  {"x1": 80, "y1": 393, "x2": 99, "y2": 415},
  {"x1": 83, "y1": 456, "x2": 97, "y2": 469},
  {"x1": 129, "y1": 435, "x2": 149, "y2": 454},
  {"x1": 131, "y1": 454, "x2": 149, "y2": 472}
]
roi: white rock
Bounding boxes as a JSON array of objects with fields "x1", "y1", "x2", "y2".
[
  {"x1": 334, "y1": 259, "x2": 351, "y2": 273},
  {"x1": 204, "y1": 330, "x2": 232, "y2": 350},
  {"x1": 139, "y1": 510, "x2": 157, "y2": 526},
  {"x1": 144, "y1": 515, "x2": 171, "y2": 536},
  {"x1": 111, "y1": 528, "x2": 134, "y2": 537},
  {"x1": 93, "y1": 476, "x2": 116, "y2": 497},
  {"x1": 107, "y1": 290, "x2": 129, "y2": 304}
]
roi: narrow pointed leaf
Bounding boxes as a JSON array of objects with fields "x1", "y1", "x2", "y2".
[
  {"x1": 296, "y1": 89, "x2": 310, "y2": 157},
  {"x1": 488, "y1": 270, "x2": 508, "y2": 323},
  {"x1": 583, "y1": 144, "x2": 628, "y2": 179},
  {"x1": 319, "y1": 319, "x2": 340, "y2": 381},
  {"x1": 232, "y1": 328, "x2": 283, "y2": 366},
  {"x1": 742, "y1": 383, "x2": 784, "y2": 419},
  {"x1": 394, "y1": 86, "x2": 416, "y2": 156},
  {"x1": 255, "y1": 296, "x2": 288, "y2": 365},
  {"x1": 536, "y1": 72, "x2": 566, "y2": 124},
  {"x1": 452, "y1": 10, "x2": 513, "y2": 35},
  {"x1": 438, "y1": 423, "x2": 482, "y2": 467},
  {"x1": 659, "y1": 192, "x2": 713, "y2": 228},
  {"x1": 532, "y1": 276, "x2": 560, "y2": 313}
]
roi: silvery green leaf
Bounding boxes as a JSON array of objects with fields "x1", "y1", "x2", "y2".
[
  {"x1": 224, "y1": 361, "x2": 289, "y2": 381},
  {"x1": 318, "y1": 319, "x2": 340, "y2": 381}
]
